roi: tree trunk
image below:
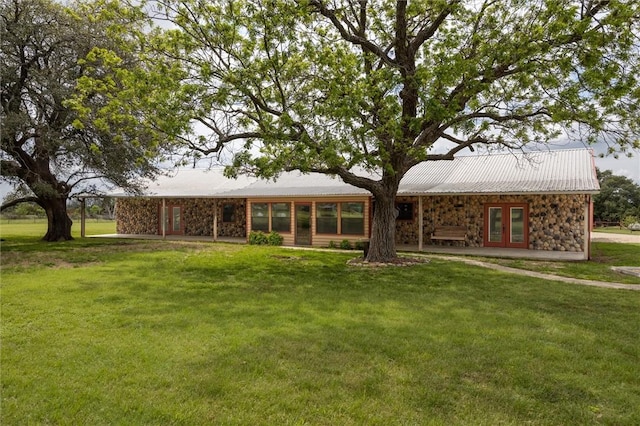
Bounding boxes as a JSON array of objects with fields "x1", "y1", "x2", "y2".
[
  {"x1": 366, "y1": 187, "x2": 399, "y2": 263},
  {"x1": 42, "y1": 196, "x2": 73, "y2": 242}
]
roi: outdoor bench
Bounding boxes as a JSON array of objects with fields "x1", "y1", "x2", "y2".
[{"x1": 430, "y1": 226, "x2": 466, "y2": 241}]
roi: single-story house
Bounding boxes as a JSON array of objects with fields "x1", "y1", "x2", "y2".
[{"x1": 111, "y1": 148, "x2": 600, "y2": 259}]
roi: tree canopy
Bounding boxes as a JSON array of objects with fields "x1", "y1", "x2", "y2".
[
  {"x1": 0, "y1": 0, "x2": 179, "y2": 240},
  {"x1": 594, "y1": 169, "x2": 640, "y2": 223},
  {"x1": 150, "y1": 0, "x2": 640, "y2": 261}
]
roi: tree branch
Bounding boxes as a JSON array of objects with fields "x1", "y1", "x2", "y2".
[
  {"x1": 1, "y1": 196, "x2": 44, "y2": 211},
  {"x1": 408, "y1": 1, "x2": 459, "y2": 55},
  {"x1": 306, "y1": 0, "x2": 397, "y2": 67}
]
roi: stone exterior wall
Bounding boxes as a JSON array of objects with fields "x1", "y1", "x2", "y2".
[
  {"x1": 395, "y1": 196, "x2": 420, "y2": 245},
  {"x1": 116, "y1": 198, "x2": 159, "y2": 234},
  {"x1": 216, "y1": 199, "x2": 247, "y2": 238},
  {"x1": 182, "y1": 198, "x2": 216, "y2": 236},
  {"x1": 395, "y1": 194, "x2": 589, "y2": 252},
  {"x1": 117, "y1": 193, "x2": 589, "y2": 252},
  {"x1": 115, "y1": 198, "x2": 246, "y2": 238}
]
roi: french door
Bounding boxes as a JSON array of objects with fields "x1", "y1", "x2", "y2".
[
  {"x1": 159, "y1": 203, "x2": 184, "y2": 235},
  {"x1": 484, "y1": 203, "x2": 528, "y2": 248}
]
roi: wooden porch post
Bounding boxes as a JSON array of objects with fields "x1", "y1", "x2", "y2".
[
  {"x1": 162, "y1": 198, "x2": 166, "y2": 239},
  {"x1": 213, "y1": 200, "x2": 218, "y2": 241},
  {"x1": 585, "y1": 195, "x2": 592, "y2": 260},
  {"x1": 80, "y1": 197, "x2": 86, "y2": 238},
  {"x1": 418, "y1": 196, "x2": 423, "y2": 251}
]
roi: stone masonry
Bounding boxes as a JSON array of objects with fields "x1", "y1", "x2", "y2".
[
  {"x1": 116, "y1": 198, "x2": 246, "y2": 238},
  {"x1": 394, "y1": 194, "x2": 589, "y2": 252}
]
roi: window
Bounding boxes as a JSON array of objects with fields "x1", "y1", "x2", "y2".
[
  {"x1": 316, "y1": 203, "x2": 338, "y2": 234},
  {"x1": 222, "y1": 203, "x2": 235, "y2": 223},
  {"x1": 251, "y1": 203, "x2": 269, "y2": 232},
  {"x1": 396, "y1": 202, "x2": 413, "y2": 220},
  {"x1": 341, "y1": 202, "x2": 364, "y2": 235},
  {"x1": 316, "y1": 202, "x2": 366, "y2": 235},
  {"x1": 271, "y1": 203, "x2": 291, "y2": 233}
]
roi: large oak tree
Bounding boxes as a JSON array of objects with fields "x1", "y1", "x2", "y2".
[
  {"x1": 152, "y1": 0, "x2": 639, "y2": 261},
  {"x1": 1, "y1": 0, "x2": 180, "y2": 241}
]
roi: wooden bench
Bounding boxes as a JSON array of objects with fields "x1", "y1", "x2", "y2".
[{"x1": 430, "y1": 226, "x2": 466, "y2": 241}]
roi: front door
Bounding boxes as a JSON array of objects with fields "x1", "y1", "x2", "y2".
[
  {"x1": 160, "y1": 204, "x2": 184, "y2": 235},
  {"x1": 295, "y1": 204, "x2": 311, "y2": 245},
  {"x1": 484, "y1": 203, "x2": 528, "y2": 248}
]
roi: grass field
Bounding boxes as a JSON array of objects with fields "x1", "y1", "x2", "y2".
[
  {"x1": 2, "y1": 227, "x2": 640, "y2": 424},
  {"x1": 593, "y1": 226, "x2": 640, "y2": 235},
  {"x1": 0, "y1": 218, "x2": 116, "y2": 239}
]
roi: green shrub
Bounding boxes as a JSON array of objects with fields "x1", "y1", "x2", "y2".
[
  {"x1": 354, "y1": 241, "x2": 365, "y2": 251},
  {"x1": 622, "y1": 215, "x2": 639, "y2": 228},
  {"x1": 249, "y1": 231, "x2": 269, "y2": 245},
  {"x1": 328, "y1": 241, "x2": 337, "y2": 249},
  {"x1": 267, "y1": 231, "x2": 284, "y2": 246},
  {"x1": 340, "y1": 239, "x2": 352, "y2": 250}
]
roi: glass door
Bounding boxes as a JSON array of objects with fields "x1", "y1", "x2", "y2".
[
  {"x1": 484, "y1": 204, "x2": 527, "y2": 248},
  {"x1": 509, "y1": 207, "x2": 525, "y2": 245},
  {"x1": 295, "y1": 204, "x2": 311, "y2": 245},
  {"x1": 160, "y1": 203, "x2": 184, "y2": 235},
  {"x1": 488, "y1": 207, "x2": 503, "y2": 244}
]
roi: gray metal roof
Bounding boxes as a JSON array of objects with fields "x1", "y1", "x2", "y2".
[
  {"x1": 109, "y1": 169, "x2": 257, "y2": 198},
  {"x1": 399, "y1": 148, "x2": 600, "y2": 194},
  {"x1": 111, "y1": 149, "x2": 599, "y2": 198}
]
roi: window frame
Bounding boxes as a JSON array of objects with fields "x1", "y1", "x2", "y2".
[
  {"x1": 251, "y1": 202, "x2": 270, "y2": 232},
  {"x1": 340, "y1": 202, "x2": 365, "y2": 235},
  {"x1": 396, "y1": 202, "x2": 414, "y2": 221},
  {"x1": 222, "y1": 203, "x2": 236, "y2": 223},
  {"x1": 315, "y1": 201, "x2": 366, "y2": 236},
  {"x1": 316, "y1": 202, "x2": 339, "y2": 234},
  {"x1": 271, "y1": 202, "x2": 292, "y2": 233}
]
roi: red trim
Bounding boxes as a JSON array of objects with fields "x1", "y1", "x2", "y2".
[{"x1": 483, "y1": 203, "x2": 528, "y2": 248}]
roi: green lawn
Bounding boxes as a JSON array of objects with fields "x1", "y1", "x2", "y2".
[
  {"x1": 0, "y1": 218, "x2": 116, "y2": 239},
  {"x1": 593, "y1": 226, "x2": 639, "y2": 235},
  {"x1": 2, "y1": 235, "x2": 640, "y2": 424}
]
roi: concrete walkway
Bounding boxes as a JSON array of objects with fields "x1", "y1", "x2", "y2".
[
  {"x1": 424, "y1": 232, "x2": 640, "y2": 291},
  {"x1": 426, "y1": 255, "x2": 640, "y2": 291}
]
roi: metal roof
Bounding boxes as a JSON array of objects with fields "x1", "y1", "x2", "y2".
[
  {"x1": 108, "y1": 169, "x2": 257, "y2": 198},
  {"x1": 399, "y1": 148, "x2": 600, "y2": 194},
  {"x1": 111, "y1": 148, "x2": 599, "y2": 198}
]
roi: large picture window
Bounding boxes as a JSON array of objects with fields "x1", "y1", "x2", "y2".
[
  {"x1": 271, "y1": 203, "x2": 291, "y2": 233},
  {"x1": 251, "y1": 203, "x2": 269, "y2": 232},
  {"x1": 316, "y1": 201, "x2": 365, "y2": 235},
  {"x1": 316, "y1": 203, "x2": 338, "y2": 234},
  {"x1": 341, "y1": 202, "x2": 364, "y2": 235}
]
